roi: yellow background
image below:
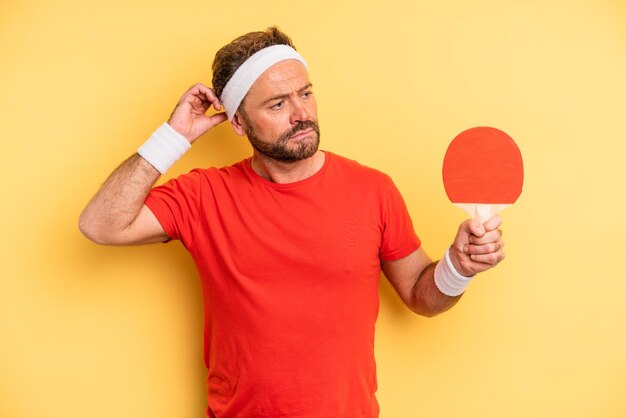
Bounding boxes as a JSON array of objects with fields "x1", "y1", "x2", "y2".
[{"x1": 2, "y1": 0, "x2": 625, "y2": 417}]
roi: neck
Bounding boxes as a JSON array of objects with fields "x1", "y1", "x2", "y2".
[{"x1": 251, "y1": 150, "x2": 326, "y2": 184}]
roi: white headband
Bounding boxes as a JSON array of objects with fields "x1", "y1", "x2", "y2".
[{"x1": 220, "y1": 44, "x2": 308, "y2": 121}]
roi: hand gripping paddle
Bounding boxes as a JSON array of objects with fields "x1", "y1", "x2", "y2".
[{"x1": 443, "y1": 126, "x2": 524, "y2": 224}]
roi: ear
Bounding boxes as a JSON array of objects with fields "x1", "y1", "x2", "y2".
[{"x1": 230, "y1": 112, "x2": 247, "y2": 137}]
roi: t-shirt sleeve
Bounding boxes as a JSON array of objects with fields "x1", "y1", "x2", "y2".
[
  {"x1": 144, "y1": 170, "x2": 203, "y2": 248},
  {"x1": 379, "y1": 176, "x2": 421, "y2": 261}
]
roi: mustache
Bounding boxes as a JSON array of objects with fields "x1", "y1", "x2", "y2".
[{"x1": 279, "y1": 120, "x2": 320, "y2": 141}]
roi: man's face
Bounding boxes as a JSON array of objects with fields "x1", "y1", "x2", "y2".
[{"x1": 236, "y1": 60, "x2": 320, "y2": 163}]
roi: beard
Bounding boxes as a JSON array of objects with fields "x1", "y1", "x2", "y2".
[{"x1": 242, "y1": 114, "x2": 321, "y2": 163}]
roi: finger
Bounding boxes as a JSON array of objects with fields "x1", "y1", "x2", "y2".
[
  {"x1": 179, "y1": 84, "x2": 203, "y2": 104},
  {"x1": 453, "y1": 219, "x2": 482, "y2": 253},
  {"x1": 467, "y1": 219, "x2": 486, "y2": 237},
  {"x1": 206, "y1": 112, "x2": 228, "y2": 128},
  {"x1": 184, "y1": 83, "x2": 221, "y2": 108},
  {"x1": 199, "y1": 93, "x2": 222, "y2": 112},
  {"x1": 187, "y1": 82, "x2": 210, "y2": 95},
  {"x1": 208, "y1": 87, "x2": 222, "y2": 111},
  {"x1": 193, "y1": 84, "x2": 221, "y2": 109},
  {"x1": 191, "y1": 96, "x2": 222, "y2": 116},
  {"x1": 470, "y1": 250, "x2": 505, "y2": 265},
  {"x1": 464, "y1": 240, "x2": 504, "y2": 255},
  {"x1": 469, "y1": 228, "x2": 502, "y2": 245},
  {"x1": 184, "y1": 112, "x2": 228, "y2": 143},
  {"x1": 482, "y1": 214, "x2": 503, "y2": 232}
]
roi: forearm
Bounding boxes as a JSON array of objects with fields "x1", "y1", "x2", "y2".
[
  {"x1": 385, "y1": 219, "x2": 504, "y2": 317},
  {"x1": 79, "y1": 84, "x2": 227, "y2": 245},
  {"x1": 410, "y1": 262, "x2": 463, "y2": 317},
  {"x1": 79, "y1": 154, "x2": 160, "y2": 243}
]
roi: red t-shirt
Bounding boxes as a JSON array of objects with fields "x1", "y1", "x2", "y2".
[{"x1": 145, "y1": 151, "x2": 420, "y2": 417}]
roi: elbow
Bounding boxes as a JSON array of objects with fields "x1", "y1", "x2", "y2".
[
  {"x1": 78, "y1": 213, "x2": 109, "y2": 245},
  {"x1": 78, "y1": 215, "x2": 98, "y2": 243},
  {"x1": 78, "y1": 213, "x2": 135, "y2": 246},
  {"x1": 408, "y1": 293, "x2": 459, "y2": 318},
  {"x1": 422, "y1": 307, "x2": 452, "y2": 318},
  {"x1": 410, "y1": 305, "x2": 449, "y2": 318},
  {"x1": 415, "y1": 308, "x2": 440, "y2": 318},
  {"x1": 409, "y1": 305, "x2": 443, "y2": 318}
]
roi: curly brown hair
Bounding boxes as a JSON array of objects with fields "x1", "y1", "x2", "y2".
[{"x1": 211, "y1": 27, "x2": 296, "y2": 101}]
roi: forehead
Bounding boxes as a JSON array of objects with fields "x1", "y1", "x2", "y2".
[{"x1": 246, "y1": 60, "x2": 310, "y2": 100}]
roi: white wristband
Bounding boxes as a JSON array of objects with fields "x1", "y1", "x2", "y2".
[
  {"x1": 434, "y1": 248, "x2": 475, "y2": 297},
  {"x1": 138, "y1": 122, "x2": 191, "y2": 174}
]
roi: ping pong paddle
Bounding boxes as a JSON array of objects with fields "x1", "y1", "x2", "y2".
[{"x1": 443, "y1": 126, "x2": 523, "y2": 224}]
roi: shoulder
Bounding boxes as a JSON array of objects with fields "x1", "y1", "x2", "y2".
[
  {"x1": 149, "y1": 159, "x2": 251, "y2": 197},
  {"x1": 326, "y1": 152, "x2": 394, "y2": 187}
]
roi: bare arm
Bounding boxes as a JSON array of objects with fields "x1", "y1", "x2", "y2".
[
  {"x1": 382, "y1": 216, "x2": 505, "y2": 317},
  {"x1": 78, "y1": 83, "x2": 227, "y2": 245},
  {"x1": 79, "y1": 155, "x2": 167, "y2": 245},
  {"x1": 382, "y1": 247, "x2": 459, "y2": 317}
]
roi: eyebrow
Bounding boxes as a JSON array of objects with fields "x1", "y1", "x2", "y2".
[{"x1": 262, "y1": 83, "x2": 313, "y2": 106}]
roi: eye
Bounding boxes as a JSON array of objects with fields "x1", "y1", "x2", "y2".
[
  {"x1": 271, "y1": 101, "x2": 285, "y2": 110},
  {"x1": 302, "y1": 91, "x2": 313, "y2": 99}
]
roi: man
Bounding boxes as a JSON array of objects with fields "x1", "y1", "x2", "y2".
[{"x1": 79, "y1": 27, "x2": 505, "y2": 417}]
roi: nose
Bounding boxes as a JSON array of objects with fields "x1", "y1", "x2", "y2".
[{"x1": 290, "y1": 97, "x2": 311, "y2": 124}]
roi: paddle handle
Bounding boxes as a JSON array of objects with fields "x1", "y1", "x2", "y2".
[{"x1": 454, "y1": 203, "x2": 510, "y2": 224}]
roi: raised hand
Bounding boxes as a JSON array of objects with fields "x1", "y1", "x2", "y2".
[{"x1": 167, "y1": 83, "x2": 228, "y2": 143}]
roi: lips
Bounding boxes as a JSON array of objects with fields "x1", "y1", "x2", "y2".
[{"x1": 289, "y1": 128, "x2": 314, "y2": 140}]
